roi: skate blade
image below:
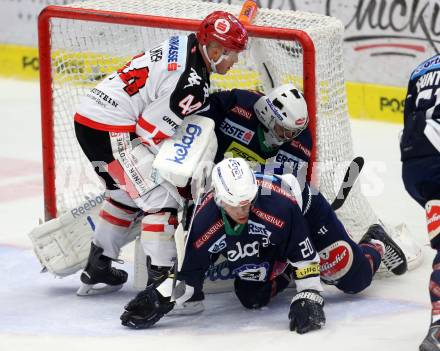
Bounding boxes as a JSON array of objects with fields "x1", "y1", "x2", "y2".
[
  {"x1": 166, "y1": 301, "x2": 205, "y2": 316},
  {"x1": 76, "y1": 283, "x2": 123, "y2": 296}
]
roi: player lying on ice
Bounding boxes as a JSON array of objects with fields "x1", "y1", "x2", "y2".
[
  {"x1": 120, "y1": 157, "x2": 407, "y2": 333},
  {"x1": 145, "y1": 83, "x2": 413, "y2": 289}
]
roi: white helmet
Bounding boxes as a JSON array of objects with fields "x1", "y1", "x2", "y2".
[
  {"x1": 253, "y1": 84, "x2": 308, "y2": 147},
  {"x1": 211, "y1": 158, "x2": 258, "y2": 207}
]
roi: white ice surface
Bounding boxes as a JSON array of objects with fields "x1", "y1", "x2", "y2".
[{"x1": 0, "y1": 79, "x2": 434, "y2": 351}]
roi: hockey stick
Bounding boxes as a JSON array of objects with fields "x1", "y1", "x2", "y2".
[
  {"x1": 171, "y1": 190, "x2": 205, "y2": 301},
  {"x1": 330, "y1": 156, "x2": 364, "y2": 211}
]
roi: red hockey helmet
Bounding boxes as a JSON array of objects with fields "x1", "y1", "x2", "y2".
[{"x1": 197, "y1": 11, "x2": 248, "y2": 52}]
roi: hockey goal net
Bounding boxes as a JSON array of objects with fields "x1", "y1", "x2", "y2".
[{"x1": 38, "y1": 0, "x2": 378, "y2": 241}]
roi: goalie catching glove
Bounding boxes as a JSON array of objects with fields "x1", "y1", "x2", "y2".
[
  {"x1": 289, "y1": 289, "x2": 325, "y2": 334},
  {"x1": 120, "y1": 284, "x2": 175, "y2": 329}
]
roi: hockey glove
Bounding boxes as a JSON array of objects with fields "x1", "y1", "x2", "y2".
[
  {"x1": 120, "y1": 284, "x2": 175, "y2": 329},
  {"x1": 289, "y1": 289, "x2": 325, "y2": 334}
]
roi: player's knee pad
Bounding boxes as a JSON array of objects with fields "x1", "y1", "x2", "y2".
[
  {"x1": 426, "y1": 200, "x2": 440, "y2": 249},
  {"x1": 319, "y1": 240, "x2": 354, "y2": 285},
  {"x1": 234, "y1": 278, "x2": 272, "y2": 309},
  {"x1": 141, "y1": 208, "x2": 178, "y2": 267},
  {"x1": 94, "y1": 197, "x2": 140, "y2": 258}
]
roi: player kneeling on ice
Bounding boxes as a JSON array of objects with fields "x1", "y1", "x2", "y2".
[{"x1": 120, "y1": 157, "x2": 407, "y2": 332}]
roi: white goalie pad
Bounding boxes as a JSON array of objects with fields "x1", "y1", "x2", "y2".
[
  {"x1": 153, "y1": 115, "x2": 217, "y2": 187},
  {"x1": 28, "y1": 193, "x2": 142, "y2": 277},
  {"x1": 28, "y1": 196, "x2": 103, "y2": 277}
]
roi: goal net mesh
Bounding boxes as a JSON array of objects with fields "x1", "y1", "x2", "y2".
[{"x1": 42, "y1": 0, "x2": 378, "y2": 241}]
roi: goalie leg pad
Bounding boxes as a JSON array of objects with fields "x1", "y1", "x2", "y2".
[
  {"x1": 141, "y1": 208, "x2": 178, "y2": 267},
  {"x1": 94, "y1": 197, "x2": 140, "y2": 259}
]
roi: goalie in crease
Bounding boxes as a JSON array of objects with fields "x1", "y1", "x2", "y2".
[
  {"x1": 120, "y1": 157, "x2": 407, "y2": 331},
  {"x1": 71, "y1": 11, "x2": 248, "y2": 295}
]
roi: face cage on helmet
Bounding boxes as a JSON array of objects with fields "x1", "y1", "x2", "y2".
[{"x1": 271, "y1": 119, "x2": 308, "y2": 143}]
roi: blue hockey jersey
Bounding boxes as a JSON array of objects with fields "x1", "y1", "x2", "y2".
[
  {"x1": 200, "y1": 89, "x2": 313, "y2": 176},
  {"x1": 177, "y1": 173, "x2": 322, "y2": 294},
  {"x1": 401, "y1": 54, "x2": 440, "y2": 160}
]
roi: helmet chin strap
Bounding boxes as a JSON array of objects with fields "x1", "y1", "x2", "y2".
[{"x1": 202, "y1": 45, "x2": 226, "y2": 73}]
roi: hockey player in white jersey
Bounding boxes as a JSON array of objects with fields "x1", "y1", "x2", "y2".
[{"x1": 73, "y1": 11, "x2": 248, "y2": 295}]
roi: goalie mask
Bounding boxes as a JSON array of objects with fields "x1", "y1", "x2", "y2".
[
  {"x1": 254, "y1": 84, "x2": 309, "y2": 147},
  {"x1": 212, "y1": 158, "x2": 258, "y2": 207},
  {"x1": 197, "y1": 11, "x2": 248, "y2": 73}
]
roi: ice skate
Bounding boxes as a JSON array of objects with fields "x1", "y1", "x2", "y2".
[
  {"x1": 420, "y1": 324, "x2": 440, "y2": 351},
  {"x1": 360, "y1": 224, "x2": 407, "y2": 275},
  {"x1": 77, "y1": 242, "x2": 128, "y2": 296}
]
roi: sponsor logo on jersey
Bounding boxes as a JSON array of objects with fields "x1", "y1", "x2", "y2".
[
  {"x1": 227, "y1": 241, "x2": 260, "y2": 262},
  {"x1": 195, "y1": 192, "x2": 215, "y2": 215},
  {"x1": 231, "y1": 105, "x2": 252, "y2": 120},
  {"x1": 184, "y1": 67, "x2": 202, "y2": 89},
  {"x1": 166, "y1": 123, "x2": 202, "y2": 164},
  {"x1": 251, "y1": 207, "x2": 285, "y2": 229},
  {"x1": 294, "y1": 263, "x2": 320, "y2": 279},
  {"x1": 194, "y1": 219, "x2": 224, "y2": 249},
  {"x1": 162, "y1": 116, "x2": 179, "y2": 131},
  {"x1": 248, "y1": 220, "x2": 271, "y2": 247},
  {"x1": 290, "y1": 140, "x2": 311, "y2": 158},
  {"x1": 416, "y1": 70, "x2": 440, "y2": 92},
  {"x1": 275, "y1": 150, "x2": 306, "y2": 171},
  {"x1": 256, "y1": 179, "x2": 297, "y2": 204},
  {"x1": 204, "y1": 256, "x2": 235, "y2": 281},
  {"x1": 319, "y1": 240, "x2": 353, "y2": 283},
  {"x1": 233, "y1": 262, "x2": 270, "y2": 282},
  {"x1": 167, "y1": 36, "x2": 183, "y2": 71},
  {"x1": 87, "y1": 88, "x2": 119, "y2": 108},
  {"x1": 220, "y1": 118, "x2": 255, "y2": 145},
  {"x1": 149, "y1": 46, "x2": 163, "y2": 62},
  {"x1": 224, "y1": 142, "x2": 266, "y2": 165},
  {"x1": 208, "y1": 234, "x2": 227, "y2": 253}
]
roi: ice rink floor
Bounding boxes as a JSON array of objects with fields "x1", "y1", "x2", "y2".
[{"x1": 0, "y1": 79, "x2": 434, "y2": 351}]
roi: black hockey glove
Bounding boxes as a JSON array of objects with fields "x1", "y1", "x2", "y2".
[
  {"x1": 120, "y1": 284, "x2": 175, "y2": 329},
  {"x1": 288, "y1": 289, "x2": 325, "y2": 334}
]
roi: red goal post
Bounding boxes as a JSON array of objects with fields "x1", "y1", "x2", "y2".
[{"x1": 38, "y1": 4, "x2": 316, "y2": 220}]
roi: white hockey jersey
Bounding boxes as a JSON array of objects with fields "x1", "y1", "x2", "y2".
[{"x1": 75, "y1": 34, "x2": 210, "y2": 149}]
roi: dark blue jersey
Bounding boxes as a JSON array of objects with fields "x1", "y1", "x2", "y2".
[
  {"x1": 200, "y1": 89, "x2": 313, "y2": 176},
  {"x1": 401, "y1": 54, "x2": 440, "y2": 161},
  {"x1": 178, "y1": 173, "x2": 321, "y2": 293}
]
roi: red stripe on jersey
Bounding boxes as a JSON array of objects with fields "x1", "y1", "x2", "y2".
[
  {"x1": 137, "y1": 116, "x2": 156, "y2": 133},
  {"x1": 99, "y1": 210, "x2": 132, "y2": 227},
  {"x1": 137, "y1": 116, "x2": 170, "y2": 144},
  {"x1": 74, "y1": 113, "x2": 136, "y2": 132},
  {"x1": 142, "y1": 223, "x2": 165, "y2": 232}
]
